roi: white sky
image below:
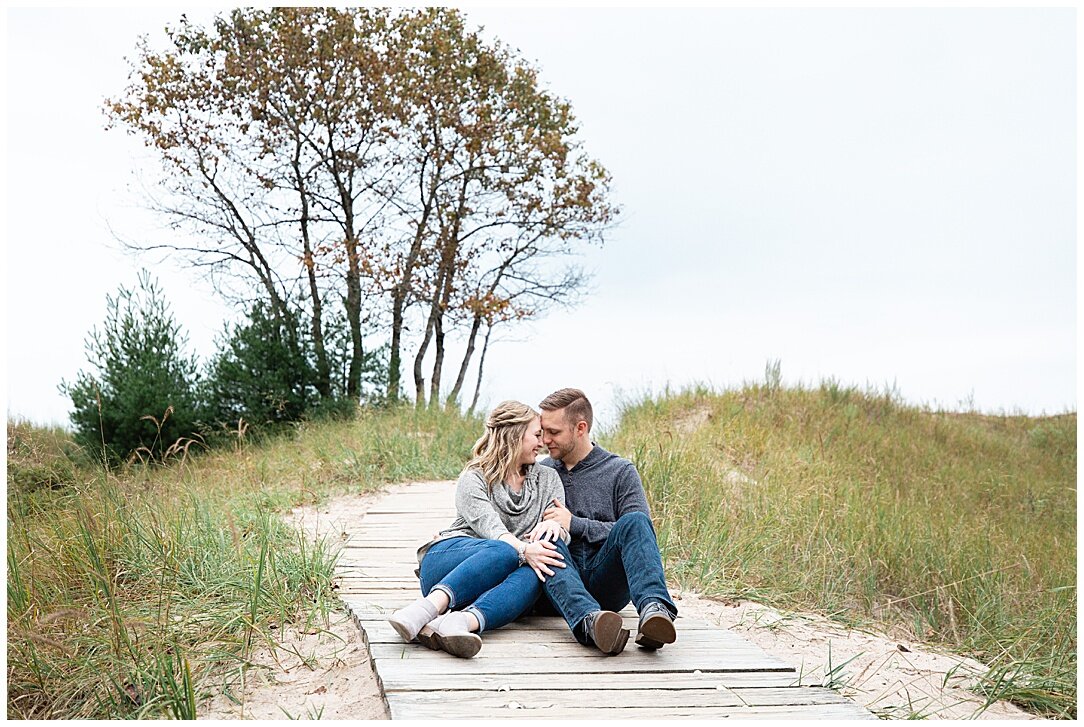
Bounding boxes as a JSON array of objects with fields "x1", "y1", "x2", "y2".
[{"x1": 4, "y1": 6, "x2": 1078, "y2": 431}]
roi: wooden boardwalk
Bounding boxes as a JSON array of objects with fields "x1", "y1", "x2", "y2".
[{"x1": 337, "y1": 481, "x2": 874, "y2": 719}]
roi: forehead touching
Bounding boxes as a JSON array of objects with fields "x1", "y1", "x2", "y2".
[{"x1": 541, "y1": 409, "x2": 569, "y2": 430}]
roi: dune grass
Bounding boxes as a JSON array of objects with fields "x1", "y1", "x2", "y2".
[
  {"x1": 6, "y1": 407, "x2": 480, "y2": 719},
  {"x1": 603, "y1": 382, "x2": 1076, "y2": 718},
  {"x1": 9, "y1": 389, "x2": 1074, "y2": 718}
]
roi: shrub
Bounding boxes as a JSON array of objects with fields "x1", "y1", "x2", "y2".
[
  {"x1": 202, "y1": 303, "x2": 317, "y2": 431},
  {"x1": 60, "y1": 272, "x2": 203, "y2": 464}
]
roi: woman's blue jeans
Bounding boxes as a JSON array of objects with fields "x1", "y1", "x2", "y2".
[{"x1": 418, "y1": 537, "x2": 540, "y2": 633}]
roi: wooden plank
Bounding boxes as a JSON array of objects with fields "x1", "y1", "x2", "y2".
[
  {"x1": 375, "y1": 655, "x2": 794, "y2": 676},
  {"x1": 356, "y1": 614, "x2": 715, "y2": 630},
  {"x1": 333, "y1": 569, "x2": 418, "y2": 578},
  {"x1": 360, "y1": 621, "x2": 747, "y2": 644},
  {"x1": 369, "y1": 635, "x2": 779, "y2": 654},
  {"x1": 368, "y1": 641, "x2": 784, "y2": 663},
  {"x1": 342, "y1": 540, "x2": 429, "y2": 544},
  {"x1": 371, "y1": 650, "x2": 794, "y2": 675},
  {"x1": 385, "y1": 699, "x2": 875, "y2": 720},
  {"x1": 382, "y1": 687, "x2": 854, "y2": 710},
  {"x1": 378, "y1": 670, "x2": 817, "y2": 692},
  {"x1": 344, "y1": 546, "x2": 433, "y2": 552}
]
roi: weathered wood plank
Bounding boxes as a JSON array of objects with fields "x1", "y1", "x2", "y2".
[
  {"x1": 377, "y1": 670, "x2": 819, "y2": 692},
  {"x1": 356, "y1": 619, "x2": 717, "y2": 634},
  {"x1": 383, "y1": 687, "x2": 853, "y2": 710},
  {"x1": 359, "y1": 620, "x2": 745, "y2": 644},
  {"x1": 384, "y1": 698, "x2": 876, "y2": 720},
  {"x1": 374, "y1": 655, "x2": 794, "y2": 676},
  {"x1": 369, "y1": 643, "x2": 791, "y2": 671}
]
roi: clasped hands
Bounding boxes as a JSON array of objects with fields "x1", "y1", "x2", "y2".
[{"x1": 520, "y1": 498, "x2": 573, "y2": 582}]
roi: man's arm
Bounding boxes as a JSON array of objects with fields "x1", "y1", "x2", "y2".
[
  {"x1": 562, "y1": 462, "x2": 651, "y2": 545},
  {"x1": 613, "y1": 462, "x2": 652, "y2": 520}
]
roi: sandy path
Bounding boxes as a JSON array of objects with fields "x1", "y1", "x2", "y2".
[
  {"x1": 673, "y1": 592, "x2": 1031, "y2": 720},
  {"x1": 199, "y1": 484, "x2": 1032, "y2": 720},
  {"x1": 199, "y1": 491, "x2": 389, "y2": 720}
]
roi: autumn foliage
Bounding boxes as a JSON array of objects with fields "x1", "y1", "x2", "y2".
[{"x1": 106, "y1": 8, "x2": 618, "y2": 410}]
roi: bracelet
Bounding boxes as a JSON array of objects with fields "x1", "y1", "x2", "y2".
[{"x1": 517, "y1": 543, "x2": 527, "y2": 566}]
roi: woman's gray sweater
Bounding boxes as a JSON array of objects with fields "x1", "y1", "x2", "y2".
[{"x1": 416, "y1": 463, "x2": 570, "y2": 564}]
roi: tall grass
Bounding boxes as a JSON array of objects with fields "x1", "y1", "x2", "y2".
[
  {"x1": 6, "y1": 405, "x2": 480, "y2": 718},
  {"x1": 604, "y1": 383, "x2": 1076, "y2": 718}
]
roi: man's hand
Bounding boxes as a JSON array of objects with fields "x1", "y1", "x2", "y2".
[
  {"x1": 543, "y1": 498, "x2": 572, "y2": 531},
  {"x1": 526, "y1": 519, "x2": 564, "y2": 543}
]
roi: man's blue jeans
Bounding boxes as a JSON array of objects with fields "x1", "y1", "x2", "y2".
[
  {"x1": 542, "y1": 512, "x2": 678, "y2": 645},
  {"x1": 418, "y1": 537, "x2": 540, "y2": 633}
]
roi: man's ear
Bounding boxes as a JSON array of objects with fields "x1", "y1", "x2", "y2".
[{"x1": 576, "y1": 420, "x2": 589, "y2": 438}]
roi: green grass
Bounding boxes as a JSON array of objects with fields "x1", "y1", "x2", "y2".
[
  {"x1": 6, "y1": 405, "x2": 480, "y2": 719},
  {"x1": 603, "y1": 382, "x2": 1076, "y2": 718}
]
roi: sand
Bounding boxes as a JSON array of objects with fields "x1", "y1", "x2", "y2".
[
  {"x1": 199, "y1": 491, "x2": 390, "y2": 721},
  {"x1": 672, "y1": 590, "x2": 1033, "y2": 720}
]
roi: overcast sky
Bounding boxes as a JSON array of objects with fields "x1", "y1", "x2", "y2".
[{"x1": 4, "y1": 6, "x2": 1077, "y2": 431}]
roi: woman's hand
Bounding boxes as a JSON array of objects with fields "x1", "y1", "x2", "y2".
[
  {"x1": 522, "y1": 540, "x2": 565, "y2": 582},
  {"x1": 525, "y1": 519, "x2": 564, "y2": 543}
]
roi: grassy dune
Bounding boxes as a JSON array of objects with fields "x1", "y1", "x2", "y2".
[
  {"x1": 6, "y1": 408, "x2": 480, "y2": 719},
  {"x1": 7, "y1": 388, "x2": 1075, "y2": 718},
  {"x1": 605, "y1": 383, "x2": 1076, "y2": 718}
]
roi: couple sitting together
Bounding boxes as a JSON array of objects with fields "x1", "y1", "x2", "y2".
[{"x1": 388, "y1": 388, "x2": 678, "y2": 658}]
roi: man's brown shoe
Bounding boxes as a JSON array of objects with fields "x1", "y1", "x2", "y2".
[{"x1": 635, "y1": 602, "x2": 676, "y2": 649}]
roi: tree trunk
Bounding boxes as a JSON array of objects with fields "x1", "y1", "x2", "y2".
[
  {"x1": 388, "y1": 165, "x2": 440, "y2": 402},
  {"x1": 414, "y1": 234, "x2": 456, "y2": 408},
  {"x1": 446, "y1": 312, "x2": 482, "y2": 408},
  {"x1": 468, "y1": 322, "x2": 493, "y2": 416},
  {"x1": 388, "y1": 296, "x2": 405, "y2": 402},
  {"x1": 412, "y1": 309, "x2": 435, "y2": 408},
  {"x1": 428, "y1": 170, "x2": 470, "y2": 409},
  {"x1": 344, "y1": 233, "x2": 364, "y2": 400},
  {"x1": 429, "y1": 313, "x2": 445, "y2": 409},
  {"x1": 293, "y1": 152, "x2": 331, "y2": 398}
]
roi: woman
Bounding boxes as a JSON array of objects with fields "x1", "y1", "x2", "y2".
[{"x1": 387, "y1": 401, "x2": 569, "y2": 658}]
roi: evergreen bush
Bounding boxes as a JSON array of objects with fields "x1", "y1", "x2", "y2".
[{"x1": 60, "y1": 272, "x2": 203, "y2": 463}]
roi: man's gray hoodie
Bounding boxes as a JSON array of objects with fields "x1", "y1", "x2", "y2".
[{"x1": 540, "y1": 443, "x2": 653, "y2": 565}]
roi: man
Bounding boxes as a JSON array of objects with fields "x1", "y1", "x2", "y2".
[{"x1": 532, "y1": 387, "x2": 678, "y2": 655}]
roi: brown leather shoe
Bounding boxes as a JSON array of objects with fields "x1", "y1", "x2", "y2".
[
  {"x1": 587, "y1": 610, "x2": 629, "y2": 655},
  {"x1": 635, "y1": 602, "x2": 676, "y2": 649}
]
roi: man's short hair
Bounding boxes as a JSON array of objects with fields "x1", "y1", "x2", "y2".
[{"x1": 539, "y1": 388, "x2": 593, "y2": 432}]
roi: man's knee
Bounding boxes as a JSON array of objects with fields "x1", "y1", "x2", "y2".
[
  {"x1": 614, "y1": 511, "x2": 654, "y2": 536},
  {"x1": 550, "y1": 538, "x2": 573, "y2": 556},
  {"x1": 542, "y1": 541, "x2": 584, "y2": 590}
]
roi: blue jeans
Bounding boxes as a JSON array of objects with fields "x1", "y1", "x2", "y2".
[
  {"x1": 541, "y1": 512, "x2": 678, "y2": 644},
  {"x1": 418, "y1": 537, "x2": 540, "y2": 633}
]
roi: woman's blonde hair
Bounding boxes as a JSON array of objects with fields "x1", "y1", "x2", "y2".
[{"x1": 465, "y1": 400, "x2": 539, "y2": 489}]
